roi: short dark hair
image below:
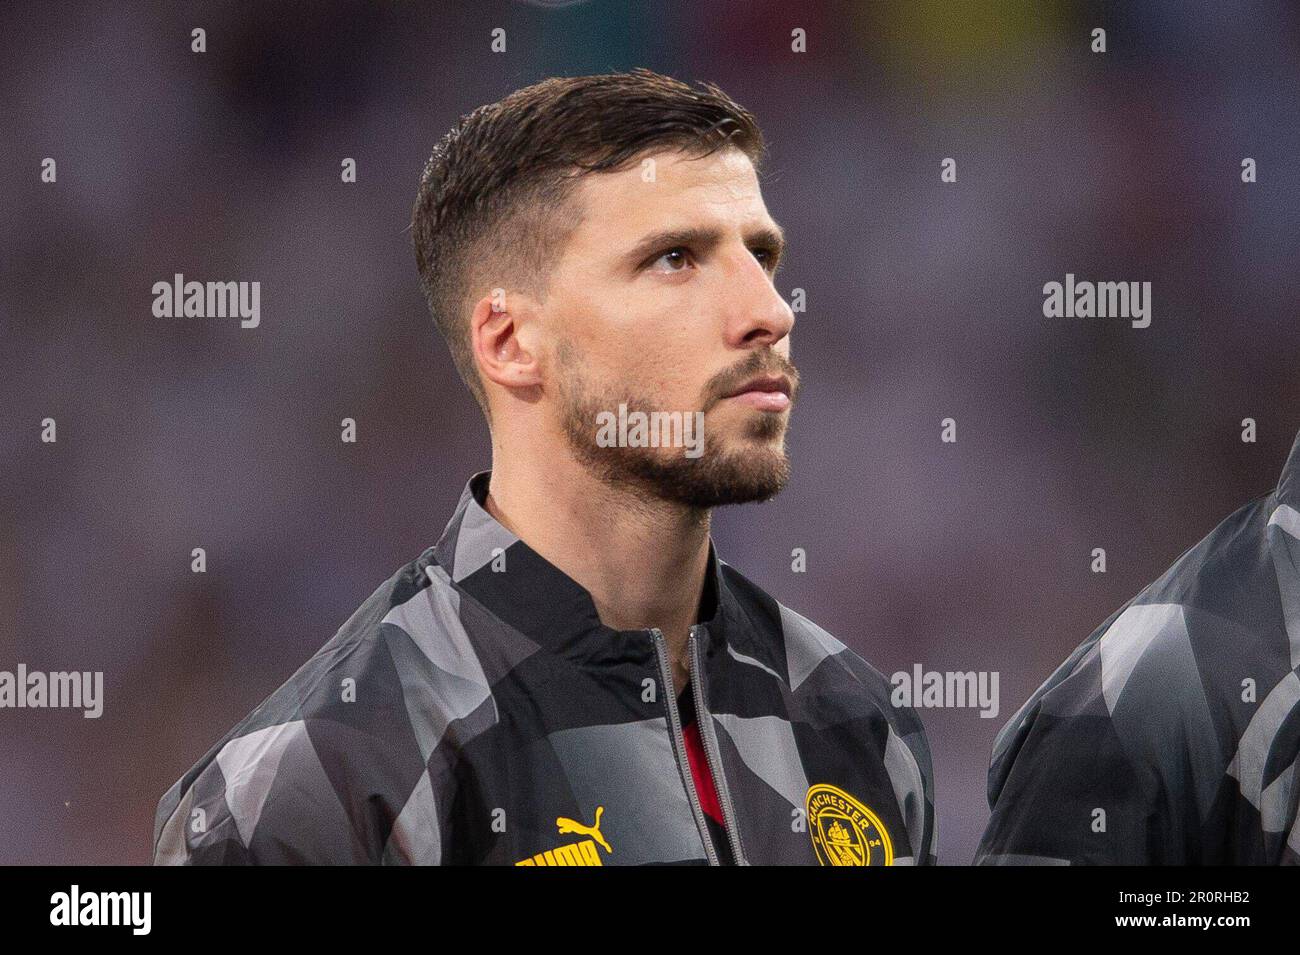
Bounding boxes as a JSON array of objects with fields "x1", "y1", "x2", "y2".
[{"x1": 411, "y1": 68, "x2": 766, "y2": 420}]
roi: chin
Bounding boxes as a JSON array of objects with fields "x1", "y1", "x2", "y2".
[
  {"x1": 666, "y1": 444, "x2": 793, "y2": 509},
  {"x1": 562, "y1": 391, "x2": 794, "y2": 508}
]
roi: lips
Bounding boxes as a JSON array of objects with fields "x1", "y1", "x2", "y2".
[{"x1": 722, "y1": 374, "x2": 793, "y2": 411}]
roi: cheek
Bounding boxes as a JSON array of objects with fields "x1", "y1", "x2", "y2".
[
  {"x1": 616, "y1": 347, "x2": 679, "y2": 394},
  {"x1": 567, "y1": 284, "x2": 716, "y2": 398},
  {"x1": 585, "y1": 343, "x2": 699, "y2": 407}
]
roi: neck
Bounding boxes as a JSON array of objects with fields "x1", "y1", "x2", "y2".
[{"x1": 484, "y1": 449, "x2": 712, "y2": 641}]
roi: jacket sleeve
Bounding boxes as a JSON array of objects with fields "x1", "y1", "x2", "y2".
[
  {"x1": 885, "y1": 700, "x2": 938, "y2": 865},
  {"x1": 975, "y1": 688, "x2": 1165, "y2": 865},
  {"x1": 976, "y1": 602, "x2": 1225, "y2": 865},
  {"x1": 153, "y1": 718, "x2": 372, "y2": 865}
]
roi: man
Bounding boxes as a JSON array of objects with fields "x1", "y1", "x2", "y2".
[
  {"x1": 153, "y1": 69, "x2": 936, "y2": 866},
  {"x1": 977, "y1": 429, "x2": 1300, "y2": 865}
]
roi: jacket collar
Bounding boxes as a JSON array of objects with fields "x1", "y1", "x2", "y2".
[{"x1": 432, "y1": 470, "x2": 737, "y2": 667}]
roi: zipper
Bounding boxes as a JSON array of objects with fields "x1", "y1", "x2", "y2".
[
  {"x1": 688, "y1": 624, "x2": 748, "y2": 865},
  {"x1": 650, "y1": 628, "x2": 719, "y2": 866}
]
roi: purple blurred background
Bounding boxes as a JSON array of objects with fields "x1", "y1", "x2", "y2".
[{"x1": 2, "y1": 0, "x2": 1299, "y2": 864}]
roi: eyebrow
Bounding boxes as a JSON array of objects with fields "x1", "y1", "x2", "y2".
[{"x1": 623, "y1": 223, "x2": 786, "y2": 272}]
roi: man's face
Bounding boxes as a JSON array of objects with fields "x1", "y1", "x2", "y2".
[{"x1": 539, "y1": 146, "x2": 799, "y2": 510}]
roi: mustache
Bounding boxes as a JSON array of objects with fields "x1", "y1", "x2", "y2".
[{"x1": 705, "y1": 352, "x2": 801, "y2": 407}]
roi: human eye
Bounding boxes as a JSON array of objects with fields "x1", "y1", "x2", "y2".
[
  {"x1": 750, "y1": 244, "x2": 781, "y2": 273},
  {"x1": 647, "y1": 247, "x2": 693, "y2": 273}
]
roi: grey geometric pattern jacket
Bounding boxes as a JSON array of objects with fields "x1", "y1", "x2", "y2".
[
  {"x1": 978, "y1": 429, "x2": 1300, "y2": 864},
  {"x1": 154, "y1": 470, "x2": 936, "y2": 866}
]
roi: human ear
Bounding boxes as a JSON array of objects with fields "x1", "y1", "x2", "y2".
[{"x1": 469, "y1": 290, "x2": 543, "y2": 391}]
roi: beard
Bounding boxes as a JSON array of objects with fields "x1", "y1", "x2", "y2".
[{"x1": 554, "y1": 342, "x2": 795, "y2": 511}]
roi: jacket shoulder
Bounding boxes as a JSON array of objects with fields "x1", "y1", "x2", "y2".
[
  {"x1": 153, "y1": 548, "x2": 462, "y2": 865},
  {"x1": 980, "y1": 492, "x2": 1300, "y2": 863},
  {"x1": 991, "y1": 492, "x2": 1278, "y2": 788}
]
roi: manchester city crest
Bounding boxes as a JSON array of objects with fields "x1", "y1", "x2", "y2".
[{"x1": 805, "y1": 783, "x2": 894, "y2": 866}]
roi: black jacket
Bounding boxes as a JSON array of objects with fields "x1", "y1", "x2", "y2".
[{"x1": 155, "y1": 471, "x2": 936, "y2": 865}]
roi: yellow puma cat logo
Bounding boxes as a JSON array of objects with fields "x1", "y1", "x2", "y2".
[
  {"x1": 556, "y1": 805, "x2": 611, "y2": 854},
  {"x1": 515, "y1": 806, "x2": 613, "y2": 866}
]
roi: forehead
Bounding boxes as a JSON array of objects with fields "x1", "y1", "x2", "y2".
[{"x1": 567, "y1": 147, "x2": 772, "y2": 243}]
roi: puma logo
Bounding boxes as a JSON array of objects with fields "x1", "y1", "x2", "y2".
[
  {"x1": 515, "y1": 806, "x2": 611, "y2": 865},
  {"x1": 556, "y1": 806, "x2": 611, "y2": 854}
]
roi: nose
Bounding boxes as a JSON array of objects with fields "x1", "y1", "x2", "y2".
[{"x1": 723, "y1": 247, "x2": 795, "y2": 349}]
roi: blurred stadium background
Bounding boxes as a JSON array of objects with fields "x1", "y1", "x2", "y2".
[{"x1": 2, "y1": 0, "x2": 1299, "y2": 864}]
